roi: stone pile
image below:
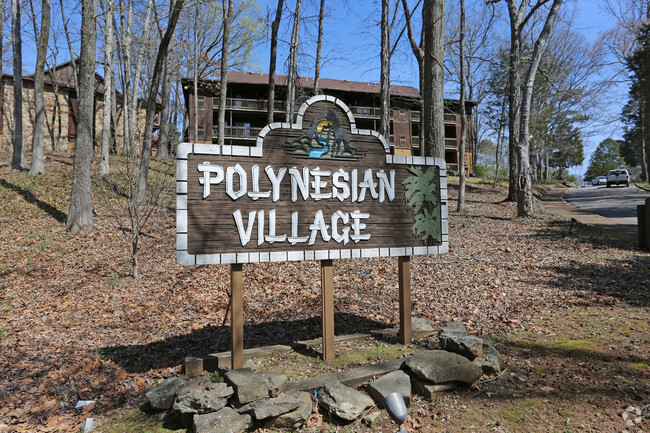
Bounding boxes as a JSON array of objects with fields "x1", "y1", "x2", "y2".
[{"x1": 145, "y1": 322, "x2": 502, "y2": 433}]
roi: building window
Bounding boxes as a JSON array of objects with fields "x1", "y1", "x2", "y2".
[
  {"x1": 400, "y1": 136, "x2": 406, "y2": 146},
  {"x1": 198, "y1": 96, "x2": 205, "y2": 108},
  {"x1": 399, "y1": 110, "x2": 406, "y2": 120},
  {"x1": 198, "y1": 125, "x2": 205, "y2": 138}
]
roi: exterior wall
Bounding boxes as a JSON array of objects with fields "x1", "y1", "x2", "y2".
[
  {"x1": 1, "y1": 81, "x2": 71, "y2": 152},
  {"x1": 1, "y1": 77, "x2": 150, "y2": 154}
]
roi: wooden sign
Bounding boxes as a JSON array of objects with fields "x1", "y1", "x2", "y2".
[{"x1": 176, "y1": 95, "x2": 448, "y2": 265}]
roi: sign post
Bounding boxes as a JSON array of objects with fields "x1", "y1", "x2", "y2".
[
  {"x1": 398, "y1": 256, "x2": 411, "y2": 345},
  {"x1": 176, "y1": 95, "x2": 449, "y2": 364},
  {"x1": 320, "y1": 259, "x2": 335, "y2": 360},
  {"x1": 230, "y1": 263, "x2": 244, "y2": 369}
]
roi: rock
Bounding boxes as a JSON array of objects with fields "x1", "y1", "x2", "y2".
[
  {"x1": 193, "y1": 407, "x2": 252, "y2": 433},
  {"x1": 238, "y1": 393, "x2": 301, "y2": 420},
  {"x1": 412, "y1": 317, "x2": 436, "y2": 334},
  {"x1": 264, "y1": 392, "x2": 312, "y2": 429},
  {"x1": 318, "y1": 382, "x2": 374, "y2": 421},
  {"x1": 366, "y1": 370, "x2": 411, "y2": 408},
  {"x1": 438, "y1": 321, "x2": 502, "y2": 374},
  {"x1": 403, "y1": 350, "x2": 482, "y2": 384},
  {"x1": 146, "y1": 377, "x2": 187, "y2": 411},
  {"x1": 173, "y1": 377, "x2": 234, "y2": 414},
  {"x1": 475, "y1": 345, "x2": 503, "y2": 375},
  {"x1": 260, "y1": 371, "x2": 288, "y2": 398},
  {"x1": 225, "y1": 368, "x2": 287, "y2": 404},
  {"x1": 362, "y1": 410, "x2": 382, "y2": 427},
  {"x1": 410, "y1": 376, "x2": 458, "y2": 400}
]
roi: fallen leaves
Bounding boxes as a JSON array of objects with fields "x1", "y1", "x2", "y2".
[{"x1": 1, "y1": 158, "x2": 649, "y2": 432}]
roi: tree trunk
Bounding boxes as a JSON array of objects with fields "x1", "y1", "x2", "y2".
[
  {"x1": 128, "y1": 0, "x2": 154, "y2": 147},
  {"x1": 643, "y1": 104, "x2": 649, "y2": 181},
  {"x1": 286, "y1": 0, "x2": 301, "y2": 123},
  {"x1": 401, "y1": 0, "x2": 425, "y2": 153},
  {"x1": 506, "y1": 3, "x2": 521, "y2": 202},
  {"x1": 516, "y1": 0, "x2": 562, "y2": 217},
  {"x1": 155, "y1": 57, "x2": 172, "y2": 160},
  {"x1": 422, "y1": 0, "x2": 445, "y2": 159},
  {"x1": 0, "y1": 4, "x2": 3, "y2": 153},
  {"x1": 217, "y1": 0, "x2": 234, "y2": 147},
  {"x1": 379, "y1": 0, "x2": 390, "y2": 140},
  {"x1": 494, "y1": 121, "x2": 503, "y2": 185},
  {"x1": 136, "y1": 0, "x2": 185, "y2": 203},
  {"x1": 119, "y1": 0, "x2": 133, "y2": 153},
  {"x1": 100, "y1": 0, "x2": 114, "y2": 175},
  {"x1": 59, "y1": 0, "x2": 79, "y2": 91},
  {"x1": 457, "y1": 0, "x2": 466, "y2": 211},
  {"x1": 30, "y1": 0, "x2": 50, "y2": 176},
  {"x1": 314, "y1": 0, "x2": 325, "y2": 95},
  {"x1": 267, "y1": 0, "x2": 284, "y2": 124},
  {"x1": 193, "y1": 0, "x2": 199, "y2": 142},
  {"x1": 11, "y1": 0, "x2": 23, "y2": 170},
  {"x1": 67, "y1": 0, "x2": 98, "y2": 232}
]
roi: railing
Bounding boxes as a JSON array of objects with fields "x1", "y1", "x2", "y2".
[
  {"x1": 411, "y1": 136, "x2": 420, "y2": 145},
  {"x1": 212, "y1": 126, "x2": 263, "y2": 138},
  {"x1": 350, "y1": 106, "x2": 380, "y2": 118},
  {"x1": 224, "y1": 98, "x2": 285, "y2": 112},
  {"x1": 445, "y1": 138, "x2": 458, "y2": 148}
]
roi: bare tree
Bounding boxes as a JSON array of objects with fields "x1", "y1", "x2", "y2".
[
  {"x1": 268, "y1": 0, "x2": 284, "y2": 124},
  {"x1": 67, "y1": 0, "x2": 98, "y2": 232},
  {"x1": 193, "y1": 0, "x2": 198, "y2": 142},
  {"x1": 422, "y1": 0, "x2": 445, "y2": 158},
  {"x1": 99, "y1": 0, "x2": 115, "y2": 175},
  {"x1": 379, "y1": 0, "x2": 390, "y2": 140},
  {"x1": 58, "y1": 0, "x2": 79, "y2": 91},
  {"x1": 136, "y1": 0, "x2": 185, "y2": 202},
  {"x1": 314, "y1": 0, "x2": 324, "y2": 94},
  {"x1": 504, "y1": 0, "x2": 562, "y2": 217},
  {"x1": 217, "y1": 0, "x2": 234, "y2": 146},
  {"x1": 401, "y1": 0, "x2": 424, "y2": 151},
  {"x1": 155, "y1": 56, "x2": 173, "y2": 160},
  {"x1": 11, "y1": 0, "x2": 23, "y2": 170},
  {"x1": 29, "y1": 0, "x2": 51, "y2": 176},
  {"x1": 286, "y1": 0, "x2": 301, "y2": 123},
  {"x1": 456, "y1": 0, "x2": 466, "y2": 211}
]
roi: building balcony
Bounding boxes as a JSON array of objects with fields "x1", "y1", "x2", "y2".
[
  {"x1": 349, "y1": 105, "x2": 381, "y2": 118},
  {"x1": 445, "y1": 138, "x2": 458, "y2": 148},
  {"x1": 212, "y1": 126, "x2": 263, "y2": 139},
  {"x1": 222, "y1": 98, "x2": 285, "y2": 112}
]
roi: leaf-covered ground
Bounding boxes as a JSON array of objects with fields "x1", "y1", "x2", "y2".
[{"x1": 0, "y1": 154, "x2": 649, "y2": 432}]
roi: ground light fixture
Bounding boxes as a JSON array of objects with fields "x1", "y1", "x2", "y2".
[{"x1": 384, "y1": 392, "x2": 408, "y2": 432}]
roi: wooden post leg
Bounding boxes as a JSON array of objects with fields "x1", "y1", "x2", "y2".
[
  {"x1": 320, "y1": 259, "x2": 335, "y2": 361},
  {"x1": 398, "y1": 256, "x2": 412, "y2": 345},
  {"x1": 231, "y1": 263, "x2": 244, "y2": 369},
  {"x1": 638, "y1": 204, "x2": 647, "y2": 250}
]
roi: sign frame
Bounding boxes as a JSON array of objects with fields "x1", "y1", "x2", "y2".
[{"x1": 176, "y1": 95, "x2": 449, "y2": 266}]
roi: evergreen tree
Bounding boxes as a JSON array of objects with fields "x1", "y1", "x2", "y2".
[
  {"x1": 584, "y1": 138, "x2": 624, "y2": 181},
  {"x1": 624, "y1": 23, "x2": 650, "y2": 180}
]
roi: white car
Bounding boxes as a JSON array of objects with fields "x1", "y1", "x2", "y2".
[
  {"x1": 606, "y1": 169, "x2": 629, "y2": 187},
  {"x1": 592, "y1": 176, "x2": 607, "y2": 186}
]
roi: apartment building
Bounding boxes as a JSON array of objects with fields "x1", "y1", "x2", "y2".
[{"x1": 182, "y1": 71, "x2": 476, "y2": 173}]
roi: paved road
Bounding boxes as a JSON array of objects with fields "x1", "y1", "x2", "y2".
[{"x1": 564, "y1": 184, "x2": 650, "y2": 225}]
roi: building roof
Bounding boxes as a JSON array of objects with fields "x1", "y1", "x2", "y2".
[{"x1": 224, "y1": 71, "x2": 422, "y2": 98}]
